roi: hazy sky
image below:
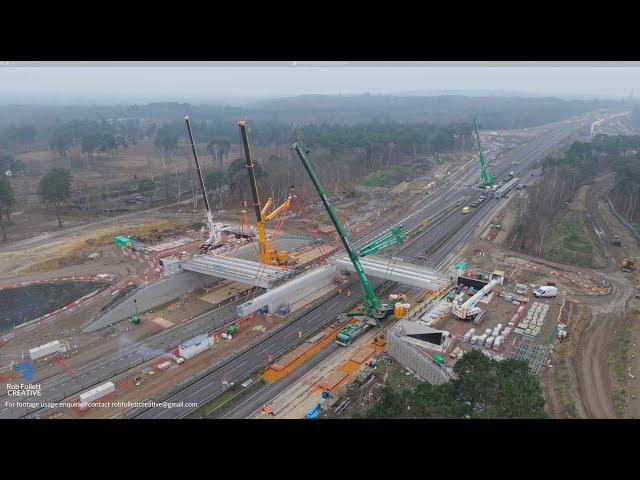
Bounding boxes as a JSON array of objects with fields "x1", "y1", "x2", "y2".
[{"x1": 1, "y1": 62, "x2": 639, "y2": 104}]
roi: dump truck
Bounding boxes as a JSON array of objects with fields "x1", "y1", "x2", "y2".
[{"x1": 621, "y1": 257, "x2": 637, "y2": 272}]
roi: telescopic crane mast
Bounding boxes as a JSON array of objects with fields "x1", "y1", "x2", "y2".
[
  {"x1": 185, "y1": 116, "x2": 222, "y2": 247},
  {"x1": 238, "y1": 120, "x2": 294, "y2": 266}
]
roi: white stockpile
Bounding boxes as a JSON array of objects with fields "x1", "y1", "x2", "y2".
[
  {"x1": 418, "y1": 300, "x2": 451, "y2": 327},
  {"x1": 513, "y1": 302, "x2": 549, "y2": 336},
  {"x1": 463, "y1": 322, "x2": 512, "y2": 351}
]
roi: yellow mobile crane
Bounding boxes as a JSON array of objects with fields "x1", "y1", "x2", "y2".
[{"x1": 238, "y1": 120, "x2": 295, "y2": 266}]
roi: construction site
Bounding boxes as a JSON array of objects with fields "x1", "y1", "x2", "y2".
[{"x1": 1, "y1": 86, "x2": 640, "y2": 421}]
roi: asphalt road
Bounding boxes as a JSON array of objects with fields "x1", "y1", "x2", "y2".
[
  {"x1": 0, "y1": 295, "x2": 253, "y2": 419},
  {"x1": 0, "y1": 114, "x2": 592, "y2": 419},
  {"x1": 134, "y1": 115, "x2": 592, "y2": 419}
]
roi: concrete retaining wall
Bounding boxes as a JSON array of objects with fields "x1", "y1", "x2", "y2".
[
  {"x1": 236, "y1": 264, "x2": 337, "y2": 317},
  {"x1": 387, "y1": 328, "x2": 451, "y2": 385},
  {"x1": 83, "y1": 271, "x2": 221, "y2": 333}
]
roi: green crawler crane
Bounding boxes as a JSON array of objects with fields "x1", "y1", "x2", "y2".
[
  {"x1": 292, "y1": 142, "x2": 405, "y2": 346},
  {"x1": 474, "y1": 118, "x2": 495, "y2": 188}
]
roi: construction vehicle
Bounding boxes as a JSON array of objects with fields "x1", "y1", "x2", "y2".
[
  {"x1": 534, "y1": 285, "x2": 558, "y2": 298},
  {"x1": 612, "y1": 235, "x2": 622, "y2": 246},
  {"x1": 452, "y1": 271, "x2": 504, "y2": 321},
  {"x1": 462, "y1": 207, "x2": 470, "y2": 214},
  {"x1": 293, "y1": 142, "x2": 403, "y2": 346},
  {"x1": 277, "y1": 303, "x2": 291, "y2": 315},
  {"x1": 129, "y1": 315, "x2": 141, "y2": 325},
  {"x1": 621, "y1": 257, "x2": 637, "y2": 272},
  {"x1": 473, "y1": 118, "x2": 496, "y2": 188},
  {"x1": 305, "y1": 390, "x2": 331, "y2": 419},
  {"x1": 335, "y1": 320, "x2": 369, "y2": 347},
  {"x1": 184, "y1": 117, "x2": 224, "y2": 252},
  {"x1": 238, "y1": 120, "x2": 295, "y2": 266}
]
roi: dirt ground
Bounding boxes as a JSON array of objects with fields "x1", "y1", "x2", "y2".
[
  {"x1": 623, "y1": 298, "x2": 640, "y2": 418},
  {"x1": 0, "y1": 216, "x2": 193, "y2": 281},
  {"x1": 543, "y1": 302, "x2": 590, "y2": 418},
  {"x1": 324, "y1": 353, "x2": 422, "y2": 419},
  {"x1": 481, "y1": 170, "x2": 640, "y2": 418}
]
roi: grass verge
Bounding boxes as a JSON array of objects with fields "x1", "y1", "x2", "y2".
[
  {"x1": 608, "y1": 313, "x2": 636, "y2": 417},
  {"x1": 546, "y1": 211, "x2": 604, "y2": 268},
  {"x1": 543, "y1": 302, "x2": 590, "y2": 418},
  {"x1": 361, "y1": 166, "x2": 412, "y2": 187}
]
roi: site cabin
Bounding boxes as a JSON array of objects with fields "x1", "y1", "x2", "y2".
[
  {"x1": 533, "y1": 285, "x2": 558, "y2": 298},
  {"x1": 114, "y1": 236, "x2": 133, "y2": 249}
]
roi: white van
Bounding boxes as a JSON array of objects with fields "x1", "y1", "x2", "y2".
[{"x1": 534, "y1": 286, "x2": 558, "y2": 298}]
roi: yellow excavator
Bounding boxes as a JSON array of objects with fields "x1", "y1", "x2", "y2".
[
  {"x1": 238, "y1": 120, "x2": 295, "y2": 266},
  {"x1": 621, "y1": 257, "x2": 637, "y2": 272}
]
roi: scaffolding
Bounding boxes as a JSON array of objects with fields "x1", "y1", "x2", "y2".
[{"x1": 511, "y1": 340, "x2": 550, "y2": 376}]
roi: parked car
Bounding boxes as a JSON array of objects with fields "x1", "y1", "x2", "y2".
[{"x1": 533, "y1": 286, "x2": 558, "y2": 298}]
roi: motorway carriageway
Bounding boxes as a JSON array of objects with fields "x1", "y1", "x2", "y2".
[
  {"x1": 1, "y1": 114, "x2": 588, "y2": 420},
  {"x1": 135, "y1": 116, "x2": 591, "y2": 419},
  {"x1": 0, "y1": 295, "x2": 257, "y2": 419}
]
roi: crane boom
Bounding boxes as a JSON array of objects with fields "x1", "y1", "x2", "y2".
[
  {"x1": 452, "y1": 274, "x2": 503, "y2": 320},
  {"x1": 474, "y1": 118, "x2": 495, "y2": 188},
  {"x1": 239, "y1": 120, "x2": 293, "y2": 266},
  {"x1": 357, "y1": 226, "x2": 405, "y2": 257},
  {"x1": 185, "y1": 116, "x2": 220, "y2": 245},
  {"x1": 292, "y1": 142, "x2": 391, "y2": 321},
  {"x1": 238, "y1": 120, "x2": 264, "y2": 225}
]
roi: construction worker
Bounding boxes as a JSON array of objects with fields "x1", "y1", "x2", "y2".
[{"x1": 298, "y1": 329, "x2": 302, "y2": 339}]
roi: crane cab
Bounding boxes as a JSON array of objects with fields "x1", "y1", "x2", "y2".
[{"x1": 490, "y1": 270, "x2": 504, "y2": 281}]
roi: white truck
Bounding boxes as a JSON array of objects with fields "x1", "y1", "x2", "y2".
[
  {"x1": 29, "y1": 340, "x2": 68, "y2": 360},
  {"x1": 533, "y1": 285, "x2": 558, "y2": 298},
  {"x1": 79, "y1": 381, "x2": 115, "y2": 410}
]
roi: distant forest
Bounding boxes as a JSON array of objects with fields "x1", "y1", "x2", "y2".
[
  {"x1": 0, "y1": 94, "x2": 627, "y2": 220},
  {"x1": 0, "y1": 94, "x2": 620, "y2": 141},
  {"x1": 509, "y1": 134, "x2": 640, "y2": 258}
]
